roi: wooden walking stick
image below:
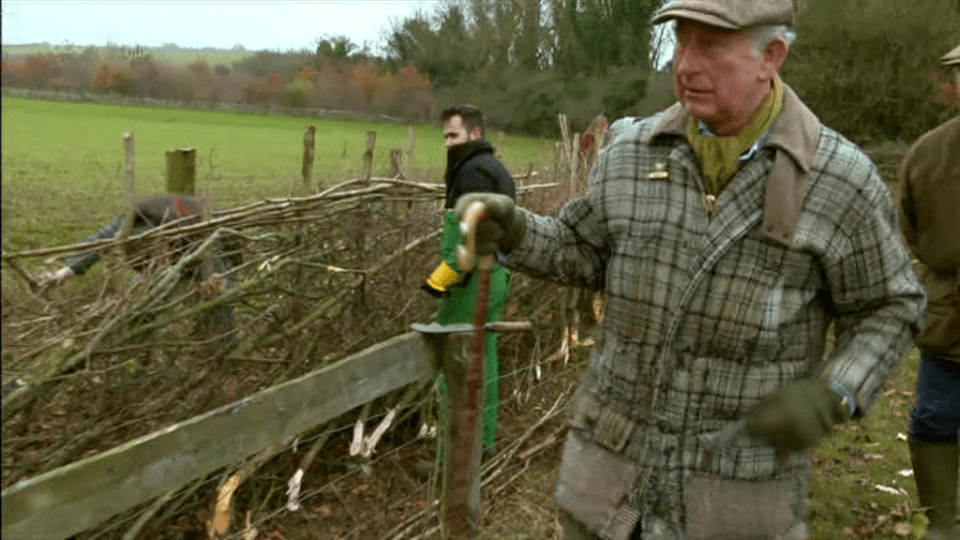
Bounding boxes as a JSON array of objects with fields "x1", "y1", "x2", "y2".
[
  {"x1": 445, "y1": 200, "x2": 493, "y2": 539},
  {"x1": 409, "y1": 201, "x2": 530, "y2": 538}
]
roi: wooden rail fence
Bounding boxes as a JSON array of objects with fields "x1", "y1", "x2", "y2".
[{"x1": 1, "y1": 331, "x2": 440, "y2": 540}]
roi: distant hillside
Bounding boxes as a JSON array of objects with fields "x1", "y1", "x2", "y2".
[{"x1": 1, "y1": 43, "x2": 265, "y2": 67}]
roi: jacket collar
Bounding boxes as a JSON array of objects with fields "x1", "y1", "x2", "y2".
[
  {"x1": 650, "y1": 83, "x2": 823, "y2": 247},
  {"x1": 650, "y1": 83, "x2": 820, "y2": 172},
  {"x1": 446, "y1": 139, "x2": 494, "y2": 181}
]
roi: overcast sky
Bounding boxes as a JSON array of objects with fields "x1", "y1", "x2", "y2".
[{"x1": 2, "y1": 0, "x2": 441, "y2": 53}]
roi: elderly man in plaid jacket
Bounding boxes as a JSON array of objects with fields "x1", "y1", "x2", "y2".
[{"x1": 456, "y1": 0, "x2": 925, "y2": 538}]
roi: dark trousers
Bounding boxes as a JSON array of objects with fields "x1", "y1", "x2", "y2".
[{"x1": 910, "y1": 354, "x2": 960, "y2": 444}]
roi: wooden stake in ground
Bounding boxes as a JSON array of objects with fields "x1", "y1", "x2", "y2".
[
  {"x1": 118, "y1": 132, "x2": 138, "y2": 254},
  {"x1": 405, "y1": 126, "x2": 417, "y2": 179},
  {"x1": 165, "y1": 148, "x2": 196, "y2": 195},
  {"x1": 301, "y1": 125, "x2": 316, "y2": 194},
  {"x1": 389, "y1": 148, "x2": 404, "y2": 179},
  {"x1": 362, "y1": 131, "x2": 376, "y2": 185},
  {"x1": 353, "y1": 131, "x2": 377, "y2": 314}
]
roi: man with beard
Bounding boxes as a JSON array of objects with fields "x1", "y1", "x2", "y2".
[{"x1": 420, "y1": 104, "x2": 516, "y2": 452}]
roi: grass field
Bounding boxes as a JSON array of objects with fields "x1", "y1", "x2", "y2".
[{"x1": 1, "y1": 96, "x2": 555, "y2": 251}]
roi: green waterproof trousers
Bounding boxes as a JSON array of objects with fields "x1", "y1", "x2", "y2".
[{"x1": 436, "y1": 211, "x2": 511, "y2": 450}]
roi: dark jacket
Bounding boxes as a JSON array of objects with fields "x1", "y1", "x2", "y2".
[
  {"x1": 899, "y1": 115, "x2": 960, "y2": 358},
  {"x1": 67, "y1": 194, "x2": 212, "y2": 276},
  {"x1": 444, "y1": 140, "x2": 516, "y2": 208}
]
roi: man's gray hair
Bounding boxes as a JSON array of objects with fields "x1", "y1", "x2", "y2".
[{"x1": 751, "y1": 24, "x2": 796, "y2": 57}]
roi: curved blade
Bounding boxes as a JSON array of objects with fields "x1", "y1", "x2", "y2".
[{"x1": 410, "y1": 322, "x2": 475, "y2": 335}]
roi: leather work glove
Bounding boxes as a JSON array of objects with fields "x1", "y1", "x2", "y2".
[
  {"x1": 454, "y1": 193, "x2": 526, "y2": 256},
  {"x1": 745, "y1": 378, "x2": 850, "y2": 451}
]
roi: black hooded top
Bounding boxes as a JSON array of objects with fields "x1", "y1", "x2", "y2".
[{"x1": 444, "y1": 140, "x2": 516, "y2": 209}]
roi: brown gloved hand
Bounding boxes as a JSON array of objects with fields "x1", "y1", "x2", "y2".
[
  {"x1": 745, "y1": 378, "x2": 850, "y2": 451},
  {"x1": 454, "y1": 193, "x2": 526, "y2": 256}
]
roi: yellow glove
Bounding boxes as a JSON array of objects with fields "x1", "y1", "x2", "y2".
[{"x1": 421, "y1": 262, "x2": 461, "y2": 298}]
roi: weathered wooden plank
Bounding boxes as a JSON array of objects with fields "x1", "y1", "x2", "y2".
[{"x1": 1, "y1": 331, "x2": 437, "y2": 540}]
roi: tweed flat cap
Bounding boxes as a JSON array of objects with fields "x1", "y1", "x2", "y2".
[
  {"x1": 942, "y1": 45, "x2": 960, "y2": 67},
  {"x1": 651, "y1": 0, "x2": 794, "y2": 29}
]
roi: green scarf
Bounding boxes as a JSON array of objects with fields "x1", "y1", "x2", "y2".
[{"x1": 687, "y1": 75, "x2": 784, "y2": 195}]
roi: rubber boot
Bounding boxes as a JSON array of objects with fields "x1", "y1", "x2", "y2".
[{"x1": 910, "y1": 440, "x2": 960, "y2": 538}]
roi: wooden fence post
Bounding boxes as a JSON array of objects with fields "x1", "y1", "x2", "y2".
[
  {"x1": 388, "y1": 148, "x2": 404, "y2": 178},
  {"x1": 406, "y1": 125, "x2": 417, "y2": 180},
  {"x1": 352, "y1": 131, "x2": 377, "y2": 317},
  {"x1": 440, "y1": 335, "x2": 484, "y2": 539},
  {"x1": 301, "y1": 125, "x2": 316, "y2": 194},
  {"x1": 165, "y1": 148, "x2": 196, "y2": 195},
  {"x1": 118, "y1": 132, "x2": 137, "y2": 245},
  {"x1": 362, "y1": 131, "x2": 376, "y2": 185},
  {"x1": 291, "y1": 126, "x2": 316, "y2": 325}
]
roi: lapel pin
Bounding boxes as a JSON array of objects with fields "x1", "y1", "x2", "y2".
[{"x1": 648, "y1": 162, "x2": 669, "y2": 180}]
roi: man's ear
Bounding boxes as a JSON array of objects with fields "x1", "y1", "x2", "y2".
[
  {"x1": 763, "y1": 38, "x2": 789, "y2": 76},
  {"x1": 470, "y1": 126, "x2": 483, "y2": 141}
]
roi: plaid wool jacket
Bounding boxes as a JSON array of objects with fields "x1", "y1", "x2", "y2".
[{"x1": 505, "y1": 86, "x2": 925, "y2": 539}]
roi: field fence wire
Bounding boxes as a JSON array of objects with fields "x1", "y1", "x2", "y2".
[{"x1": 1, "y1": 170, "x2": 592, "y2": 538}]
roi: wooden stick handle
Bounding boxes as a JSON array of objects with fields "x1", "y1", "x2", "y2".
[
  {"x1": 485, "y1": 321, "x2": 533, "y2": 333},
  {"x1": 456, "y1": 200, "x2": 490, "y2": 270}
]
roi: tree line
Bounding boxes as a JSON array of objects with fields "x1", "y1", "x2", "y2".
[
  {"x1": 382, "y1": 0, "x2": 958, "y2": 142},
  {"x1": 1, "y1": 40, "x2": 435, "y2": 121},
  {"x1": 2, "y1": 0, "x2": 957, "y2": 142}
]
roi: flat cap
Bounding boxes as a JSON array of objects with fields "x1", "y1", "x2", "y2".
[
  {"x1": 651, "y1": 0, "x2": 794, "y2": 29},
  {"x1": 942, "y1": 45, "x2": 960, "y2": 67}
]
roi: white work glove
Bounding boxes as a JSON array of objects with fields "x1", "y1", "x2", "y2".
[{"x1": 37, "y1": 267, "x2": 75, "y2": 289}]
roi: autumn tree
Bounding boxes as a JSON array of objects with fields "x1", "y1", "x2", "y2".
[
  {"x1": 350, "y1": 61, "x2": 381, "y2": 105},
  {"x1": 1, "y1": 59, "x2": 27, "y2": 87},
  {"x1": 128, "y1": 57, "x2": 160, "y2": 97},
  {"x1": 22, "y1": 54, "x2": 62, "y2": 88},
  {"x1": 378, "y1": 62, "x2": 434, "y2": 120},
  {"x1": 186, "y1": 60, "x2": 215, "y2": 102},
  {"x1": 92, "y1": 61, "x2": 134, "y2": 95}
]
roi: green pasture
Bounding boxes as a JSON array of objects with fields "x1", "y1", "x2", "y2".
[{"x1": 1, "y1": 96, "x2": 554, "y2": 252}]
